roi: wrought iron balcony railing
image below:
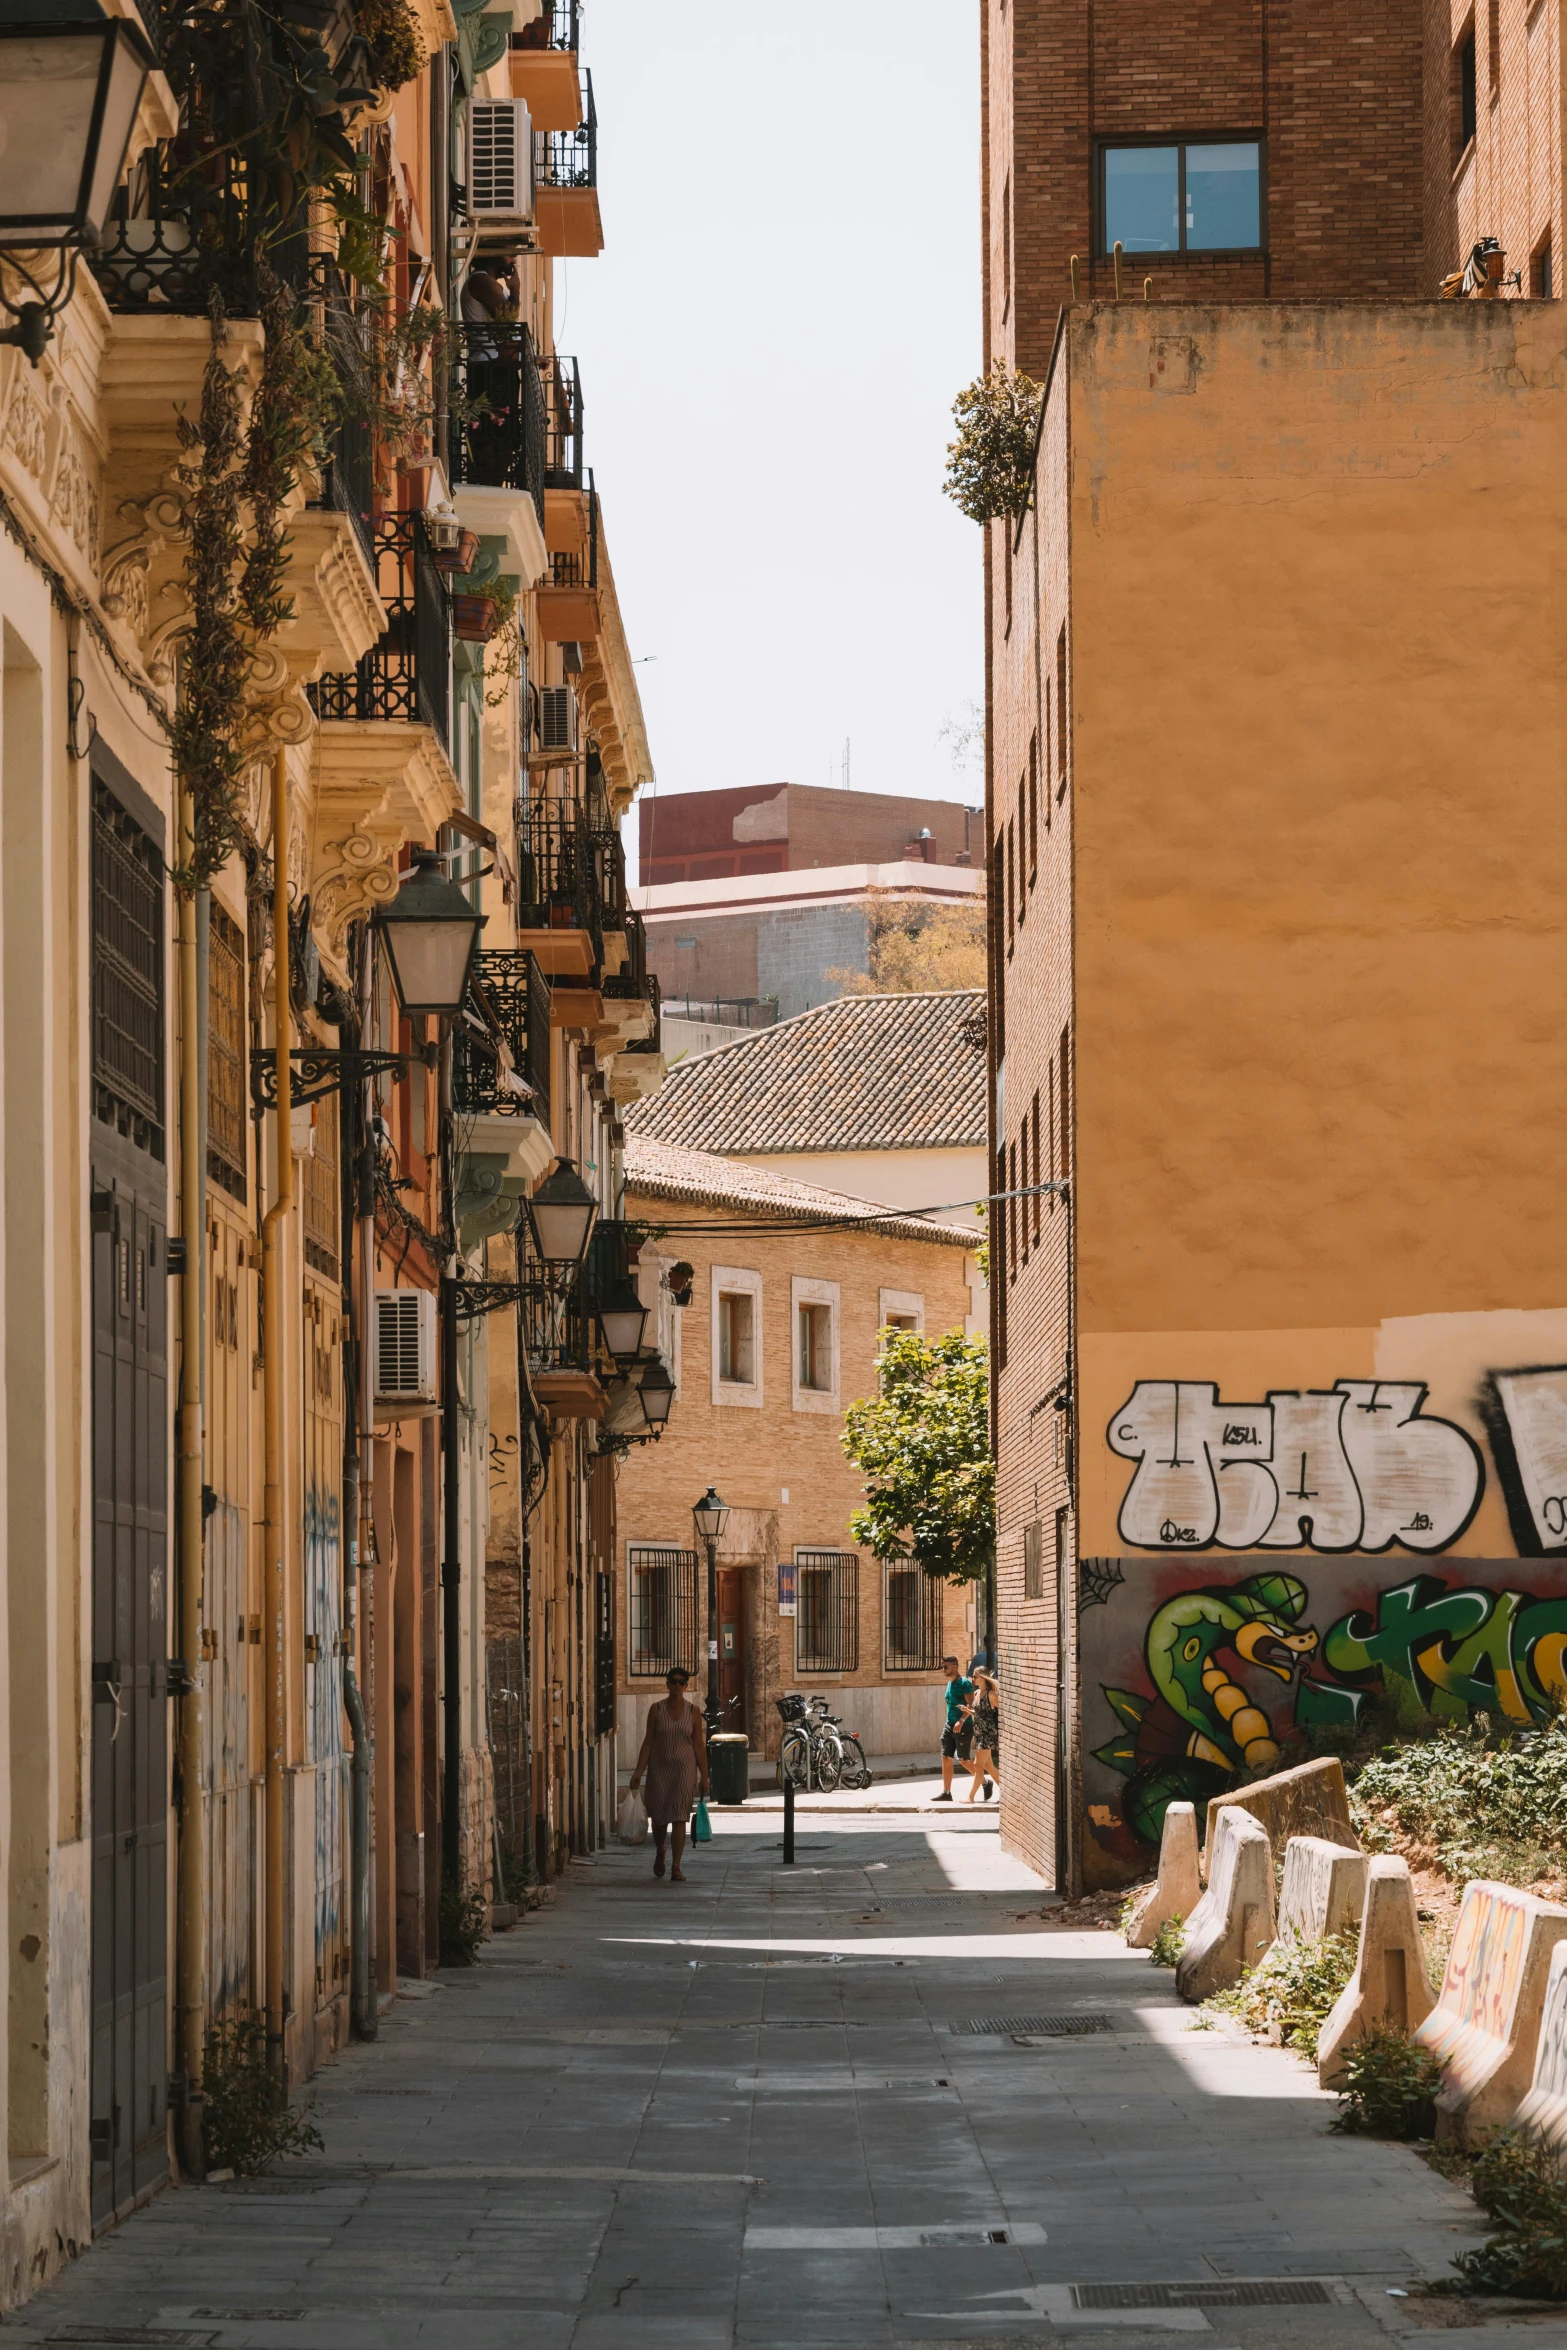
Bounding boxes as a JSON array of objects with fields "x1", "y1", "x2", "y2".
[
  {"x1": 311, "y1": 266, "x2": 376, "y2": 573},
  {"x1": 601, "y1": 908, "x2": 651, "y2": 1004},
  {"x1": 624, "y1": 973, "x2": 662, "y2": 1058},
  {"x1": 535, "y1": 68, "x2": 597, "y2": 191},
  {"x1": 513, "y1": 0, "x2": 579, "y2": 50},
  {"x1": 515, "y1": 796, "x2": 602, "y2": 954},
  {"x1": 451, "y1": 321, "x2": 547, "y2": 523},
  {"x1": 521, "y1": 1258, "x2": 599, "y2": 1382},
  {"x1": 89, "y1": 142, "x2": 262, "y2": 315},
  {"x1": 452, "y1": 949, "x2": 552, "y2": 1133},
  {"x1": 539, "y1": 353, "x2": 584, "y2": 489},
  {"x1": 308, "y1": 515, "x2": 451, "y2": 753}
]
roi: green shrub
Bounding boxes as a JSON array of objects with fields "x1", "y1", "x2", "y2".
[
  {"x1": 1349, "y1": 1720, "x2": 1567, "y2": 1889},
  {"x1": 1148, "y1": 1914, "x2": 1186, "y2": 1968},
  {"x1": 943, "y1": 366, "x2": 1043, "y2": 524},
  {"x1": 1211, "y1": 1932, "x2": 1358, "y2": 2059},
  {"x1": 1454, "y1": 2129, "x2": 1567, "y2": 2297},
  {"x1": 439, "y1": 1881, "x2": 489, "y2": 1968},
  {"x1": 1331, "y1": 2024, "x2": 1443, "y2": 2139},
  {"x1": 203, "y1": 2012, "x2": 324, "y2": 2177}
]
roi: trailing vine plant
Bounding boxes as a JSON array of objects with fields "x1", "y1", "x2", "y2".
[{"x1": 943, "y1": 363, "x2": 1044, "y2": 524}]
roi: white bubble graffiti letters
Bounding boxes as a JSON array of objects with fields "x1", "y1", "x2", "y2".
[{"x1": 1108, "y1": 1380, "x2": 1483, "y2": 1555}]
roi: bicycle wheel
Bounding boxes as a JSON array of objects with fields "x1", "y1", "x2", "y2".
[
  {"x1": 778, "y1": 1730, "x2": 809, "y2": 1789},
  {"x1": 841, "y1": 1737, "x2": 872, "y2": 1791},
  {"x1": 812, "y1": 1729, "x2": 843, "y2": 1791}
]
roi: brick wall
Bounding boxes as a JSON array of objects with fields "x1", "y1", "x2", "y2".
[
  {"x1": 615, "y1": 1195, "x2": 977, "y2": 1763},
  {"x1": 1424, "y1": 0, "x2": 1562, "y2": 297}
]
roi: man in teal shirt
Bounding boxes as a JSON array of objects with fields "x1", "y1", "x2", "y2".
[{"x1": 933, "y1": 1655, "x2": 973, "y2": 1802}]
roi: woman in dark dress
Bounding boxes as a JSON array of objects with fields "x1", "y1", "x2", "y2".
[{"x1": 964, "y1": 1669, "x2": 1000, "y2": 1803}]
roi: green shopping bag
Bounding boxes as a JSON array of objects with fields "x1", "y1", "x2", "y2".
[{"x1": 693, "y1": 1797, "x2": 712, "y2": 1843}]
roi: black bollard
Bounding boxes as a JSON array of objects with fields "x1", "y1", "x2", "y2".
[{"x1": 783, "y1": 1775, "x2": 795, "y2": 1865}]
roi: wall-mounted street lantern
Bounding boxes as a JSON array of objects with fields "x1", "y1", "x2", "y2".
[
  {"x1": 0, "y1": 3, "x2": 152, "y2": 363},
  {"x1": 636, "y1": 1355, "x2": 674, "y2": 1432},
  {"x1": 692, "y1": 1485, "x2": 729, "y2": 1738},
  {"x1": 596, "y1": 1275, "x2": 649, "y2": 1369},
  {"x1": 525, "y1": 1155, "x2": 598, "y2": 1273},
  {"x1": 376, "y1": 847, "x2": 486, "y2": 1019}
]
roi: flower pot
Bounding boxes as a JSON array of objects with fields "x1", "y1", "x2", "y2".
[
  {"x1": 451, "y1": 592, "x2": 501, "y2": 643},
  {"x1": 431, "y1": 527, "x2": 481, "y2": 576}
]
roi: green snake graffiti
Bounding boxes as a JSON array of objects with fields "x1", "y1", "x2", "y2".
[{"x1": 1095, "y1": 1572, "x2": 1320, "y2": 1846}]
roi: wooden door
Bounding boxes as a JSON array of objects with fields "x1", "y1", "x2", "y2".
[{"x1": 716, "y1": 1567, "x2": 746, "y2": 1736}]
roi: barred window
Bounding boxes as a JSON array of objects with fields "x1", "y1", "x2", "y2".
[
  {"x1": 91, "y1": 780, "x2": 164, "y2": 1159},
  {"x1": 628, "y1": 1544, "x2": 698, "y2": 1678},
  {"x1": 884, "y1": 1563, "x2": 944, "y2": 1672},
  {"x1": 207, "y1": 901, "x2": 246, "y2": 1200},
  {"x1": 795, "y1": 1550, "x2": 858, "y2": 1675},
  {"x1": 302, "y1": 1092, "x2": 339, "y2": 1279}
]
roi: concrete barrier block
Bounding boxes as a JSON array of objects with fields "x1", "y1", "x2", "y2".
[
  {"x1": 1279, "y1": 1836, "x2": 1367, "y2": 1942},
  {"x1": 1125, "y1": 1801, "x2": 1201, "y2": 1950},
  {"x1": 1512, "y1": 1941, "x2": 1567, "y2": 2163},
  {"x1": 1205, "y1": 1756, "x2": 1359, "y2": 1880},
  {"x1": 1317, "y1": 1856, "x2": 1435, "y2": 2089},
  {"x1": 1413, "y1": 1879, "x2": 1567, "y2": 2145},
  {"x1": 1176, "y1": 1807, "x2": 1275, "y2": 2003}
]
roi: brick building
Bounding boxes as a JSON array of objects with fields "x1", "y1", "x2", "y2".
[
  {"x1": 984, "y1": 3, "x2": 1567, "y2": 1895},
  {"x1": 614, "y1": 1139, "x2": 981, "y2": 1773}
]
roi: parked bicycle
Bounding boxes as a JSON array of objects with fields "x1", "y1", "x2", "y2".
[{"x1": 776, "y1": 1692, "x2": 873, "y2": 1792}]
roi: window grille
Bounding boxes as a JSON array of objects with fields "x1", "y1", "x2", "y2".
[
  {"x1": 302, "y1": 1092, "x2": 339, "y2": 1279},
  {"x1": 628, "y1": 1545, "x2": 698, "y2": 1678},
  {"x1": 795, "y1": 1550, "x2": 859, "y2": 1675},
  {"x1": 884, "y1": 1562, "x2": 944, "y2": 1673},
  {"x1": 207, "y1": 900, "x2": 246, "y2": 1200},
  {"x1": 91, "y1": 779, "x2": 164, "y2": 1159},
  {"x1": 594, "y1": 1570, "x2": 616, "y2": 1736}
]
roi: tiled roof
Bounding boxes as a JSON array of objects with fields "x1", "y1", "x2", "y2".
[
  {"x1": 623, "y1": 1135, "x2": 974, "y2": 1249},
  {"x1": 627, "y1": 990, "x2": 987, "y2": 1154}
]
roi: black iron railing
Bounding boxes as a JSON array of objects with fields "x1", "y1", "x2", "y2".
[
  {"x1": 309, "y1": 516, "x2": 451, "y2": 753},
  {"x1": 540, "y1": 353, "x2": 584, "y2": 488},
  {"x1": 795, "y1": 1551, "x2": 860, "y2": 1676},
  {"x1": 624, "y1": 973, "x2": 662, "y2": 1059},
  {"x1": 536, "y1": 68, "x2": 597, "y2": 190},
  {"x1": 89, "y1": 142, "x2": 260, "y2": 315},
  {"x1": 602, "y1": 907, "x2": 650, "y2": 1004},
  {"x1": 513, "y1": 0, "x2": 579, "y2": 50},
  {"x1": 547, "y1": 476, "x2": 597, "y2": 587},
  {"x1": 660, "y1": 997, "x2": 780, "y2": 1029},
  {"x1": 452, "y1": 321, "x2": 547, "y2": 523},
  {"x1": 515, "y1": 797, "x2": 601, "y2": 952},
  {"x1": 521, "y1": 1259, "x2": 598, "y2": 1381},
  {"x1": 628, "y1": 1545, "x2": 699, "y2": 1678},
  {"x1": 453, "y1": 949, "x2": 552, "y2": 1132},
  {"x1": 580, "y1": 1216, "x2": 631, "y2": 1319}
]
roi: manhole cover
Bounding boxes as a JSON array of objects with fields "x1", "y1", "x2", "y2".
[
  {"x1": 1072, "y1": 2281, "x2": 1333, "y2": 2308},
  {"x1": 948, "y1": 2013, "x2": 1113, "y2": 2037}
]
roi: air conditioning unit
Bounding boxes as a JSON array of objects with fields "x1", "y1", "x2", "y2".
[
  {"x1": 469, "y1": 100, "x2": 534, "y2": 227},
  {"x1": 538, "y1": 684, "x2": 578, "y2": 753},
  {"x1": 374, "y1": 1289, "x2": 439, "y2": 1416}
]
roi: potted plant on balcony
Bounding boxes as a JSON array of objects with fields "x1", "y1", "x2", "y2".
[{"x1": 452, "y1": 572, "x2": 517, "y2": 644}]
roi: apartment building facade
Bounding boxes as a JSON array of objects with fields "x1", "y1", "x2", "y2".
[
  {"x1": 984, "y1": 2, "x2": 1567, "y2": 1894},
  {"x1": 615, "y1": 1138, "x2": 980, "y2": 1769},
  {"x1": 0, "y1": 0, "x2": 670, "y2": 2301}
]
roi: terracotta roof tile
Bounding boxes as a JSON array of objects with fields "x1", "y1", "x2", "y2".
[
  {"x1": 627, "y1": 990, "x2": 987, "y2": 1154},
  {"x1": 623, "y1": 1134, "x2": 974, "y2": 1249}
]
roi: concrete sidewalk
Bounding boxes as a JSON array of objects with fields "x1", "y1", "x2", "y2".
[{"x1": 10, "y1": 1805, "x2": 1547, "y2": 2350}]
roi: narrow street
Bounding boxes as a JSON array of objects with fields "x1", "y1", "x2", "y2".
[{"x1": 11, "y1": 1797, "x2": 1522, "y2": 2350}]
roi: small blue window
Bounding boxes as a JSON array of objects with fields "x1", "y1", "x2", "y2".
[{"x1": 1102, "y1": 139, "x2": 1262, "y2": 256}]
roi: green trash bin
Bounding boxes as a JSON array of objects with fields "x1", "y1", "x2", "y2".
[{"x1": 709, "y1": 1733, "x2": 749, "y2": 1806}]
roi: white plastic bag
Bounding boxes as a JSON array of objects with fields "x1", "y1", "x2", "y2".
[{"x1": 617, "y1": 1789, "x2": 649, "y2": 1846}]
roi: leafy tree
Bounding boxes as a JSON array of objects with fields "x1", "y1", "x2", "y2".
[
  {"x1": 842, "y1": 1329, "x2": 993, "y2": 1585},
  {"x1": 944, "y1": 364, "x2": 1043, "y2": 524},
  {"x1": 827, "y1": 892, "x2": 987, "y2": 997}
]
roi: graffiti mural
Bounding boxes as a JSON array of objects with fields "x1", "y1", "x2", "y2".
[
  {"x1": 1108, "y1": 1380, "x2": 1484, "y2": 1555},
  {"x1": 1083, "y1": 1561, "x2": 1567, "y2": 1873}
]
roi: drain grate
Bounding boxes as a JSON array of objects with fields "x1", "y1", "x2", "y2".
[
  {"x1": 948, "y1": 2013, "x2": 1114, "y2": 2037},
  {"x1": 1072, "y1": 2281, "x2": 1333, "y2": 2309}
]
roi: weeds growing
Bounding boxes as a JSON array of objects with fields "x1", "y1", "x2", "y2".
[
  {"x1": 203, "y1": 2012, "x2": 324, "y2": 2177},
  {"x1": 1452, "y1": 2129, "x2": 1567, "y2": 2297},
  {"x1": 1148, "y1": 1913, "x2": 1186, "y2": 1968},
  {"x1": 1208, "y1": 1932, "x2": 1359, "y2": 2058},
  {"x1": 1349, "y1": 1720, "x2": 1567, "y2": 1893},
  {"x1": 1331, "y1": 2025, "x2": 1443, "y2": 2140}
]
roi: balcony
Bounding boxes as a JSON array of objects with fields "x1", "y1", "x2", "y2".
[
  {"x1": 538, "y1": 476, "x2": 599, "y2": 643},
  {"x1": 453, "y1": 950, "x2": 555, "y2": 1245},
  {"x1": 309, "y1": 515, "x2": 451, "y2": 751},
  {"x1": 509, "y1": 1, "x2": 582, "y2": 133},
  {"x1": 515, "y1": 797, "x2": 602, "y2": 978},
  {"x1": 539, "y1": 354, "x2": 585, "y2": 490},
  {"x1": 452, "y1": 322, "x2": 547, "y2": 521},
  {"x1": 598, "y1": 908, "x2": 657, "y2": 1051},
  {"x1": 608, "y1": 975, "x2": 666, "y2": 1104},
  {"x1": 89, "y1": 144, "x2": 261, "y2": 317},
  {"x1": 521, "y1": 1260, "x2": 605, "y2": 1420},
  {"x1": 534, "y1": 71, "x2": 602, "y2": 258},
  {"x1": 313, "y1": 273, "x2": 377, "y2": 577}
]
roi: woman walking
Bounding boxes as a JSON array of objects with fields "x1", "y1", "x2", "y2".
[
  {"x1": 629, "y1": 1666, "x2": 709, "y2": 1880},
  {"x1": 964, "y1": 1669, "x2": 1000, "y2": 1803}
]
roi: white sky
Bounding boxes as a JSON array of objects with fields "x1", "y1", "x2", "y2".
[{"x1": 558, "y1": 1, "x2": 985, "y2": 882}]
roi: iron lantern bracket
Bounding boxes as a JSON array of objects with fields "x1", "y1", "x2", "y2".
[{"x1": 249, "y1": 1043, "x2": 438, "y2": 1117}]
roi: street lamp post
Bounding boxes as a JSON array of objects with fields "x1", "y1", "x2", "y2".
[{"x1": 692, "y1": 1485, "x2": 729, "y2": 1740}]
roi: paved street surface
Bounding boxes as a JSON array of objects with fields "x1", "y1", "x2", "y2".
[{"x1": 14, "y1": 1805, "x2": 1563, "y2": 2350}]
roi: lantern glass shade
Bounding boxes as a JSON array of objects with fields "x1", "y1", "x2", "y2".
[
  {"x1": 526, "y1": 1156, "x2": 598, "y2": 1269},
  {"x1": 597, "y1": 1277, "x2": 649, "y2": 1367},
  {"x1": 692, "y1": 1484, "x2": 728, "y2": 1542},
  {"x1": 638, "y1": 1357, "x2": 675, "y2": 1429},
  {"x1": 376, "y1": 847, "x2": 485, "y2": 1017},
  {"x1": 0, "y1": 18, "x2": 152, "y2": 246}
]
